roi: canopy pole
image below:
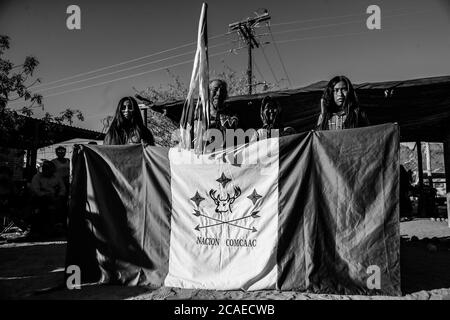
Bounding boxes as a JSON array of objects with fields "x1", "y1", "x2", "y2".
[
  {"x1": 444, "y1": 131, "x2": 450, "y2": 227},
  {"x1": 416, "y1": 141, "x2": 424, "y2": 217}
]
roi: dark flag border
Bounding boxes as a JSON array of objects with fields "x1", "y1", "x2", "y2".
[{"x1": 66, "y1": 123, "x2": 400, "y2": 295}]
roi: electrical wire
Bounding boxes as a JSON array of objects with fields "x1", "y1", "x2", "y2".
[
  {"x1": 270, "y1": 12, "x2": 367, "y2": 27},
  {"x1": 33, "y1": 50, "x2": 231, "y2": 100},
  {"x1": 253, "y1": 59, "x2": 266, "y2": 85},
  {"x1": 259, "y1": 44, "x2": 279, "y2": 86},
  {"x1": 34, "y1": 41, "x2": 229, "y2": 93},
  {"x1": 266, "y1": 24, "x2": 292, "y2": 88},
  {"x1": 33, "y1": 32, "x2": 228, "y2": 89},
  {"x1": 10, "y1": 11, "x2": 433, "y2": 104},
  {"x1": 11, "y1": 24, "x2": 424, "y2": 106},
  {"x1": 31, "y1": 10, "x2": 429, "y2": 91},
  {"x1": 270, "y1": 10, "x2": 432, "y2": 36},
  {"x1": 275, "y1": 29, "x2": 381, "y2": 44}
]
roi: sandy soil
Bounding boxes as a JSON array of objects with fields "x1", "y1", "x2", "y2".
[{"x1": 1, "y1": 218, "x2": 450, "y2": 300}]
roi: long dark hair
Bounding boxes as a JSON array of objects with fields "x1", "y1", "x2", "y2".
[
  {"x1": 104, "y1": 96, "x2": 154, "y2": 145},
  {"x1": 260, "y1": 96, "x2": 281, "y2": 129},
  {"x1": 317, "y1": 75, "x2": 369, "y2": 130}
]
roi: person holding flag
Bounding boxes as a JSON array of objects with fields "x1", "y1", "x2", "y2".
[
  {"x1": 103, "y1": 96, "x2": 155, "y2": 146},
  {"x1": 209, "y1": 79, "x2": 239, "y2": 135},
  {"x1": 316, "y1": 76, "x2": 370, "y2": 130}
]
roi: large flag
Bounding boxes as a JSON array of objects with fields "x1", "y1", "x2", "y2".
[
  {"x1": 67, "y1": 124, "x2": 400, "y2": 295},
  {"x1": 180, "y1": 3, "x2": 210, "y2": 153}
]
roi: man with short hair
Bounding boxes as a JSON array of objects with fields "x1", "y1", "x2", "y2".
[
  {"x1": 209, "y1": 79, "x2": 239, "y2": 138},
  {"x1": 51, "y1": 146, "x2": 70, "y2": 187},
  {"x1": 51, "y1": 146, "x2": 70, "y2": 228}
]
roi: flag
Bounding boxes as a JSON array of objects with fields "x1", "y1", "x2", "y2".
[
  {"x1": 66, "y1": 123, "x2": 400, "y2": 295},
  {"x1": 180, "y1": 3, "x2": 210, "y2": 153}
]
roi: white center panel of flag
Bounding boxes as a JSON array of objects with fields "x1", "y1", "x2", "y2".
[{"x1": 164, "y1": 139, "x2": 279, "y2": 290}]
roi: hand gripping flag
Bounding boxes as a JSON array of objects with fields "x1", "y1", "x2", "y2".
[{"x1": 180, "y1": 3, "x2": 210, "y2": 153}]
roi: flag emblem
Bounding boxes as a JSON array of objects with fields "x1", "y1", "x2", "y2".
[{"x1": 191, "y1": 173, "x2": 262, "y2": 233}]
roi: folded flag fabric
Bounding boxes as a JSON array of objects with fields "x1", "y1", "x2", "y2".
[
  {"x1": 66, "y1": 123, "x2": 400, "y2": 295},
  {"x1": 180, "y1": 2, "x2": 210, "y2": 152}
]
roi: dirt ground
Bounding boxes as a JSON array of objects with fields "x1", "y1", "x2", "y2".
[{"x1": 1, "y1": 218, "x2": 450, "y2": 300}]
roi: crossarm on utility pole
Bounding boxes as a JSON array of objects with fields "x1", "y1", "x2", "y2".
[{"x1": 228, "y1": 11, "x2": 271, "y2": 95}]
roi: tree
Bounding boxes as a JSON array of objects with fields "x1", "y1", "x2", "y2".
[
  {"x1": 0, "y1": 35, "x2": 84, "y2": 147},
  {"x1": 138, "y1": 64, "x2": 279, "y2": 104},
  {"x1": 211, "y1": 62, "x2": 280, "y2": 96},
  {"x1": 0, "y1": 36, "x2": 42, "y2": 110},
  {"x1": 1, "y1": 35, "x2": 43, "y2": 133},
  {"x1": 54, "y1": 108, "x2": 84, "y2": 126},
  {"x1": 139, "y1": 69, "x2": 189, "y2": 103}
]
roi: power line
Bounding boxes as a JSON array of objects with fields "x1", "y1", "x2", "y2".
[
  {"x1": 17, "y1": 18, "x2": 365, "y2": 97},
  {"x1": 271, "y1": 18, "x2": 368, "y2": 36},
  {"x1": 253, "y1": 59, "x2": 266, "y2": 85},
  {"x1": 11, "y1": 11, "x2": 432, "y2": 105},
  {"x1": 273, "y1": 25, "x2": 422, "y2": 45},
  {"x1": 33, "y1": 32, "x2": 229, "y2": 89},
  {"x1": 266, "y1": 24, "x2": 292, "y2": 88},
  {"x1": 228, "y1": 11, "x2": 271, "y2": 94},
  {"x1": 33, "y1": 41, "x2": 229, "y2": 93},
  {"x1": 28, "y1": 9, "x2": 430, "y2": 91},
  {"x1": 33, "y1": 43, "x2": 193, "y2": 89},
  {"x1": 23, "y1": 50, "x2": 230, "y2": 100},
  {"x1": 271, "y1": 10, "x2": 432, "y2": 37},
  {"x1": 259, "y1": 43, "x2": 279, "y2": 86},
  {"x1": 270, "y1": 12, "x2": 367, "y2": 27},
  {"x1": 13, "y1": 29, "x2": 391, "y2": 105},
  {"x1": 13, "y1": 25, "x2": 423, "y2": 106},
  {"x1": 276, "y1": 30, "x2": 382, "y2": 44}
]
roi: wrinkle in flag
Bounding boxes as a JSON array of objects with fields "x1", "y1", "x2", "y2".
[{"x1": 66, "y1": 123, "x2": 400, "y2": 295}]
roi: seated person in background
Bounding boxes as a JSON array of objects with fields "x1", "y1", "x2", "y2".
[
  {"x1": 316, "y1": 75, "x2": 369, "y2": 130},
  {"x1": 0, "y1": 166, "x2": 30, "y2": 232},
  {"x1": 251, "y1": 96, "x2": 296, "y2": 141},
  {"x1": 0, "y1": 166, "x2": 16, "y2": 220},
  {"x1": 104, "y1": 96, "x2": 155, "y2": 146},
  {"x1": 30, "y1": 161, "x2": 66, "y2": 236}
]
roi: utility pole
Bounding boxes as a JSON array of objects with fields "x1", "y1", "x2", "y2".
[{"x1": 228, "y1": 11, "x2": 270, "y2": 95}]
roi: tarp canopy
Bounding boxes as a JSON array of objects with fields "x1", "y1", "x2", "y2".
[
  {"x1": 0, "y1": 115, "x2": 104, "y2": 150},
  {"x1": 150, "y1": 75, "x2": 450, "y2": 142}
]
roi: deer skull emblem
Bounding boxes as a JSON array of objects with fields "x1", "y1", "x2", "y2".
[{"x1": 209, "y1": 186, "x2": 241, "y2": 214}]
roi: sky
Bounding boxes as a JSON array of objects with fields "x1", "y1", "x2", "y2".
[{"x1": 1, "y1": 0, "x2": 449, "y2": 132}]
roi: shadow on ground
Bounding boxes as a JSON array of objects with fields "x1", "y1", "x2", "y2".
[
  {"x1": 0, "y1": 238, "x2": 153, "y2": 300},
  {"x1": 401, "y1": 237, "x2": 450, "y2": 294},
  {"x1": 1, "y1": 219, "x2": 450, "y2": 299}
]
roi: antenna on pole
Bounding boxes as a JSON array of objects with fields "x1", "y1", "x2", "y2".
[{"x1": 228, "y1": 10, "x2": 271, "y2": 95}]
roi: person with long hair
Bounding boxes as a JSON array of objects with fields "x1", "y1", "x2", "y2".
[
  {"x1": 104, "y1": 96, "x2": 155, "y2": 145},
  {"x1": 251, "y1": 96, "x2": 296, "y2": 141},
  {"x1": 316, "y1": 76, "x2": 369, "y2": 130}
]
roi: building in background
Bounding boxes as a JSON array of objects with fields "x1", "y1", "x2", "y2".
[{"x1": 36, "y1": 138, "x2": 103, "y2": 169}]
